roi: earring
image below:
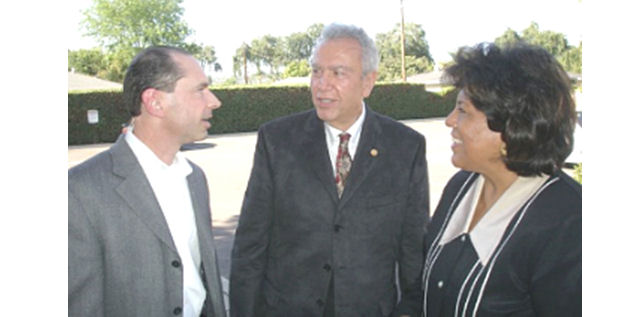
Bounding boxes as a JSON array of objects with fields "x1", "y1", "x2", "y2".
[{"x1": 500, "y1": 144, "x2": 507, "y2": 157}]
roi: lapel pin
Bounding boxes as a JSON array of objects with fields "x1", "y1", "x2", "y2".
[{"x1": 370, "y1": 148, "x2": 378, "y2": 157}]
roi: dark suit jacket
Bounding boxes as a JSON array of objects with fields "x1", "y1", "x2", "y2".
[
  {"x1": 229, "y1": 107, "x2": 430, "y2": 316},
  {"x1": 422, "y1": 170, "x2": 581, "y2": 316},
  {"x1": 68, "y1": 138, "x2": 227, "y2": 317}
]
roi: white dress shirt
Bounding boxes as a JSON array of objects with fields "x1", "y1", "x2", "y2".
[
  {"x1": 125, "y1": 129, "x2": 206, "y2": 317},
  {"x1": 325, "y1": 103, "x2": 366, "y2": 176}
]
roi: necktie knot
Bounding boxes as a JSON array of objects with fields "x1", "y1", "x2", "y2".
[{"x1": 339, "y1": 133, "x2": 350, "y2": 144}]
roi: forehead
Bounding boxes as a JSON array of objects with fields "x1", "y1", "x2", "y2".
[
  {"x1": 172, "y1": 54, "x2": 207, "y2": 85},
  {"x1": 457, "y1": 89, "x2": 474, "y2": 105},
  {"x1": 312, "y1": 38, "x2": 362, "y2": 66}
]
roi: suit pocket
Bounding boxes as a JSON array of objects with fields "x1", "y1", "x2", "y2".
[
  {"x1": 348, "y1": 194, "x2": 405, "y2": 235},
  {"x1": 367, "y1": 194, "x2": 401, "y2": 209}
]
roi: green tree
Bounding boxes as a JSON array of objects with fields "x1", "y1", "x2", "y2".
[
  {"x1": 83, "y1": 0, "x2": 192, "y2": 51},
  {"x1": 81, "y1": 0, "x2": 197, "y2": 81},
  {"x1": 249, "y1": 35, "x2": 285, "y2": 78},
  {"x1": 521, "y1": 22, "x2": 568, "y2": 57},
  {"x1": 284, "y1": 23, "x2": 323, "y2": 61},
  {"x1": 283, "y1": 60, "x2": 311, "y2": 78},
  {"x1": 68, "y1": 48, "x2": 107, "y2": 76},
  {"x1": 285, "y1": 32, "x2": 313, "y2": 61},
  {"x1": 233, "y1": 43, "x2": 252, "y2": 83},
  {"x1": 231, "y1": 23, "x2": 324, "y2": 83},
  {"x1": 306, "y1": 23, "x2": 324, "y2": 44},
  {"x1": 376, "y1": 23, "x2": 433, "y2": 81},
  {"x1": 494, "y1": 28, "x2": 522, "y2": 47},
  {"x1": 559, "y1": 42, "x2": 582, "y2": 74},
  {"x1": 193, "y1": 44, "x2": 218, "y2": 72},
  {"x1": 494, "y1": 22, "x2": 582, "y2": 73},
  {"x1": 280, "y1": 23, "x2": 324, "y2": 79}
]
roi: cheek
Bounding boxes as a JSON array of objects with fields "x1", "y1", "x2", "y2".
[
  {"x1": 471, "y1": 133, "x2": 502, "y2": 159},
  {"x1": 461, "y1": 125, "x2": 500, "y2": 152}
]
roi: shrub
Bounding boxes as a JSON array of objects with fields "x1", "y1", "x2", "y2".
[
  {"x1": 68, "y1": 84, "x2": 457, "y2": 145},
  {"x1": 573, "y1": 163, "x2": 582, "y2": 184}
]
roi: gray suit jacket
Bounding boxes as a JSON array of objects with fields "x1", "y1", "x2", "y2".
[
  {"x1": 68, "y1": 138, "x2": 226, "y2": 317},
  {"x1": 230, "y1": 107, "x2": 430, "y2": 316}
]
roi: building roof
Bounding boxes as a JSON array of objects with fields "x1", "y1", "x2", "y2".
[
  {"x1": 406, "y1": 71, "x2": 445, "y2": 86},
  {"x1": 271, "y1": 76, "x2": 309, "y2": 86},
  {"x1": 68, "y1": 72, "x2": 122, "y2": 91}
]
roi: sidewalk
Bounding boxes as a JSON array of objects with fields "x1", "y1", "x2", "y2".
[{"x1": 68, "y1": 117, "x2": 458, "y2": 305}]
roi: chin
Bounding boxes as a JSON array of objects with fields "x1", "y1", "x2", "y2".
[
  {"x1": 195, "y1": 132, "x2": 209, "y2": 141},
  {"x1": 315, "y1": 108, "x2": 335, "y2": 122},
  {"x1": 451, "y1": 157, "x2": 464, "y2": 170}
]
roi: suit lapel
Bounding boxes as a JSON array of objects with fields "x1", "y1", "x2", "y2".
[
  {"x1": 187, "y1": 169, "x2": 226, "y2": 317},
  {"x1": 339, "y1": 108, "x2": 383, "y2": 208},
  {"x1": 110, "y1": 140, "x2": 226, "y2": 316},
  {"x1": 111, "y1": 140, "x2": 178, "y2": 254},
  {"x1": 301, "y1": 111, "x2": 340, "y2": 205}
]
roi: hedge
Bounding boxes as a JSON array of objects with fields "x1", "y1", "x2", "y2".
[{"x1": 68, "y1": 83, "x2": 457, "y2": 145}]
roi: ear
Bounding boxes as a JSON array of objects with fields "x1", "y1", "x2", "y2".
[
  {"x1": 362, "y1": 71, "x2": 377, "y2": 98},
  {"x1": 140, "y1": 88, "x2": 165, "y2": 117}
]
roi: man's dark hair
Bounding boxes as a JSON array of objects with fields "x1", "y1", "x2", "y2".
[
  {"x1": 443, "y1": 42, "x2": 576, "y2": 176},
  {"x1": 123, "y1": 46, "x2": 191, "y2": 116}
]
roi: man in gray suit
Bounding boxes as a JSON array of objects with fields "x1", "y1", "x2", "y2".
[
  {"x1": 229, "y1": 23, "x2": 429, "y2": 316},
  {"x1": 69, "y1": 46, "x2": 227, "y2": 317}
]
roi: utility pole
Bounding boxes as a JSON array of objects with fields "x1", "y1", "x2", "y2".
[
  {"x1": 400, "y1": 0, "x2": 407, "y2": 82},
  {"x1": 243, "y1": 44, "x2": 249, "y2": 84}
]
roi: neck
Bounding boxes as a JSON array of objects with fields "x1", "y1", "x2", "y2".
[
  {"x1": 480, "y1": 166, "x2": 518, "y2": 207},
  {"x1": 467, "y1": 164, "x2": 518, "y2": 232},
  {"x1": 329, "y1": 102, "x2": 364, "y2": 132},
  {"x1": 132, "y1": 121, "x2": 180, "y2": 165}
]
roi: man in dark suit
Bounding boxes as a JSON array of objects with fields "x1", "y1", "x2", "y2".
[
  {"x1": 229, "y1": 23, "x2": 430, "y2": 317},
  {"x1": 69, "y1": 46, "x2": 227, "y2": 317}
]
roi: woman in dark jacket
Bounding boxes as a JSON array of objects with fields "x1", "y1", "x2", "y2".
[{"x1": 421, "y1": 42, "x2": 581, "y2": 317}]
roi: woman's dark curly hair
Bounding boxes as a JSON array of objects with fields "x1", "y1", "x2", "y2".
[{"x1": 443, "y1": 42, "x2": 576, "y2": 176}]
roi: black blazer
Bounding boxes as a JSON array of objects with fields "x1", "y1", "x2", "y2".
[
  {"x1": 229, "y1": 107, "x2": 430, "y2": 316},
  {"x1": 422, "y1": 170, "x2": 581, "y2": 316}
]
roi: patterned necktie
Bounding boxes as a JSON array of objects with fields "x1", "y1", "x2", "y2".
[{"x1": 335, "y1": 133, "x2": 352, "y2": 198}]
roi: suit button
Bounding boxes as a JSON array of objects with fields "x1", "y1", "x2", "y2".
[
  {"x1": 316, "y1": 299, "x2": 324, "y2": 307},
  {"x1": 173, "y1": 307, "x2": 182, "y2": 315},
  {"x1": 323, "y1": 264, "x2": 332, "y2": 272},
  {"x1": 171, "y1": 260, "x2": 181, "y2": 268},
  {"x1": 437, "y1": 280, "x2": 444, "y2": 288},
  {"x1": 334, "y1": 224, "x2": 342, "y2": 232}
]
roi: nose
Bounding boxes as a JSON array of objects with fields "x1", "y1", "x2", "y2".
[
  {"x1": 205, "y1": 89, "x2": 221, "y2": 110},
  {"x1": 445, "y1": 108, "x2": 457, "y2": 128}
]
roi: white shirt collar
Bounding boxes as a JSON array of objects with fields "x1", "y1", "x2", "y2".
[
  {"x1": 125, "y1": 127, "x2": 192, "y2": 178},
  {"x1": 324, "y1": 103, "x2": 366, "y2": 177},
  {"x1": 325, "y1": 102, "x2": 366, "y2": 160},
  {"x1": 440, "y1": 173, "x2": 550, "y2": 264}
]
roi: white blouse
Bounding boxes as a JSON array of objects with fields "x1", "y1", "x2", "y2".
[{"x1": 439, "y1": 173, "x2": 550, "y2": 264}]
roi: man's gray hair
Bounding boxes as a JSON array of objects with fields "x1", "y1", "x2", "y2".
[{"x1": 311, "y1": 23, "x2": 379, "y2": 75}]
